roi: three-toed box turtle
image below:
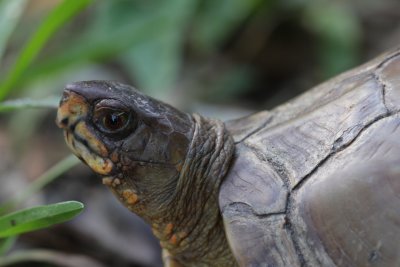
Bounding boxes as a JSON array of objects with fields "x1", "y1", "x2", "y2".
[{"x1": 56, "y1": 48, "x2": 400, "y2": 267}]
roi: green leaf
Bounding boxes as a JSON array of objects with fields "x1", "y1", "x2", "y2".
[
  {"x1": 0, "y1": 0, "x2": 92, "y2": 101},
  {"x1": 0, "y1": 201, "x2": 84, "y2": 238},
  {"x1": 0, "y1": 97, "x2": 59, "y2": 112},
  {"x1": 0, "y1": 0, "x2": 28, "y2": 62}
]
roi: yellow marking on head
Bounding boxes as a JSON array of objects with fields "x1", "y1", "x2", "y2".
[
  {"x1": 112, "y1": 178, "x2": 121, "y2": 186},
  {"x1": 75, "y1": 121, "x2": 108, "y2": 157},
  {"x1": 102, "y1": 177, "x2": 113, "y2": 186},
  {"x1": 72, "y1": 139, "x2": 113, "y2": 175},
  {"x1": 57, "y1": 92, "x2": 88, "y2": 127},
  {"x1": 103, "y1": 177, "x2": 122, "y2": 187},
  {"x1": 122, "y1": 189, "x2": 138, "y2": 205}
]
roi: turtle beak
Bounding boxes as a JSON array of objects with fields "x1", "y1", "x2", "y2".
[{"x1": 56, "y1": 89, "x2": 89, "y2": 130}]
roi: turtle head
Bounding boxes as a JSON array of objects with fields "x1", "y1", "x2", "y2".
[
  {"x1": 56, "y1": 81, "x2": 194, "y2": 218},
  {"x1": 57, "y1": 80, "x2": 236, "y2": 263}
]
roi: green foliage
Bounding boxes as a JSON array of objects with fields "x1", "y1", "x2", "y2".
[
  {"x1": 16, "y1": 0, "x2": 199, "y2": 97},
  {"x1": 0, "y1": 0, "x2": 92, "y2": 100},
  {"x1": 193, "y1": 0, "x2": 262, "y2": 52},
  {"x1": 0, "y1": 201, "x2": 84, "y2": 238},
  {"x1": 0, "y1": 0, "x2": 28, "y2": 61},
  {"x1": 0, "y1": 155, "x2": 80, "y2": 214},
  {"x1": 120, "y1": 0, "x2": 198, "y2": 95},
  {"x1": 19, "y1": 9, "x2": 170, "y2": 93},
  {"x1": 1, "y1": 0, "x2": 366, "y2": 103},
  {"x1": 0, "y1": 154, "x2": 81, "y2": 256},
  {"x1": 302, "y1": 1, "x2": 361, "y2": 77},
  {"x1": 0, "y1": 0, "x2": 90, "y2": 259},
  {"x1": 0, "y1": 237, "x2": 16, "y2": 256}
]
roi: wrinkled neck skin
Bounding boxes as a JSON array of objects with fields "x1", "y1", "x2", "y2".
[{"x1": 107, "y1": 114, "x2": 236, "y2": 266}]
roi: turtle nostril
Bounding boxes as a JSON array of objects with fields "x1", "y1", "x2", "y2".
[
  {"x1": 60, "y1": 117, "x2": 69, "y2": 127},
  {"x1": 56, "y1": 116, "x2": 70, "y2": 128}
]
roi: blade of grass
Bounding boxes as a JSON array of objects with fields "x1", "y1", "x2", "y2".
[
  {"x1": 0, "y1": 97, "x2": 59, "y2": 112},
  {"x1": 13, "y1": 12, "x2": 166, "y2": 90},
  {"x1": 0, "y1": 201, "x2": 84, "y2": 238},
  {"x1": 0, "y1": 0, "x2": 92, "y2": 101},
  {"x1": 0, "y1": 237, "x2": 16, "y2": 256},
  {"x1": 0, "y1": 0, "x2": 28, "y2": 62},
  {"x1": 0, "y1": 155, "x2": 80, "y2": 214}
]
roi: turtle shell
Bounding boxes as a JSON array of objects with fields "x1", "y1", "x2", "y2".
[{"x1": 219, "y1": 48, "x2": 400, "y2": 266}]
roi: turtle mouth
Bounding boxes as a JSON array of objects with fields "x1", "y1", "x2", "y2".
[
  {"x1": 64, "y1": 129, "x2": 114, "y2": 175},
  {"x1": 57, "y1": 90, "x2": 115, "y2": 176}
]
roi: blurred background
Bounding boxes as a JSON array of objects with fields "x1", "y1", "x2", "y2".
[{"x1": 0, "y1": 0, "x2": 399, "y2": 266}]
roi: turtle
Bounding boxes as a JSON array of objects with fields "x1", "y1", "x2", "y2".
[{"x1": 56, "y1": 48, "x2": 400, "y2": 267}]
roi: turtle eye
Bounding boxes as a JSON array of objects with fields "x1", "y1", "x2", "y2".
[
  {"x1": 93, "y1": 100, "x2": 131, "y2": 135},
  {"x1": 101, "y1": 110, "x2": 129, "y2": 132}
]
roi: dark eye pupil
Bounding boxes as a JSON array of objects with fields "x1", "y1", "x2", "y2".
[
  {"x1": 94, "y1": 100, "x2": 132, "y2": 136},
  {"x1": 103, "y1": 112, "x2": 126, "y2": 130}
]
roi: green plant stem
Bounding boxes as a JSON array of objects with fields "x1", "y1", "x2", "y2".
[
  {"x1": 0, "y1": 97, "x2": 59, "y2": 112},
  {"x1": 0, "y1": 155, "x2": 80, "y2": 214}
]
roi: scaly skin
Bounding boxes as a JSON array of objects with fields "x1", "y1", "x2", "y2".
[{"x1": 56, "y1": 81, "x2": 237, "y2": 266}]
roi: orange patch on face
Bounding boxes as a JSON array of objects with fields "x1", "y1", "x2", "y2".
[
  {"x1": 110, "y1": 151, "x2": 119, "y2": 162},
  {"x1": 169, "y1": 234, "x2": 178, "y2": 245},
  {"x1": 122, "y1": 189, "x2": 138, "y2": 205},
  {"x1": 75, "y1": 121, "x2": 108, "y2": 157},
  {"x1": 164, "y1": 223, "x2": 173, "y2": 236},
  {"x1": 57, "y1": 92, "x2": 88, "y2": 127},
  {"x1": 103, "y1": 177, "x2": 122, "y2": 188}
]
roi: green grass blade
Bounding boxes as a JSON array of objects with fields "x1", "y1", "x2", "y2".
[
  {"x1": 0, "y1": 0, "x2": 92, "y2": 101},
  {"x1": 0, "y1": 155, "x2": 80, "y2": 214},
  {"x1": 0, "y1": 201, "x2": 84, "y2": 238},
  {"x1": 17, "y1": 15, "x2": 164, "y2": 88},
  {"x1": 0, "y1": 97, "x2": 59, "y2": 112},
  {"x1": 0, "y1": 237, "x2": 16, "y2": 256},
  {"x1": 0, "y1": 0, "x2": 28, "y2": 62}
]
